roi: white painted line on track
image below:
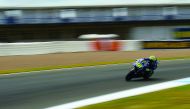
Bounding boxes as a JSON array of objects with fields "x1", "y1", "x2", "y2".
[
  {"x1": 0, "y1": 58, "x2": 189, "y2": 77},
  {"x1": 45, "y1": 77, "x2": 190, "y2": 109}
]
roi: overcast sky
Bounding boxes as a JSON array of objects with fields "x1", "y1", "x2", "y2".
[{"x1": 0, "y1": 0, "x2": 189, "y2": 7}]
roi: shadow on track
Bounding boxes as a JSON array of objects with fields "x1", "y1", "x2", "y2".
[{"x1": 125, "y1": 78, "x2": 165, "y2": 82}]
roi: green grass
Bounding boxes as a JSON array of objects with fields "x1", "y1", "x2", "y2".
[
  {"x1": 0, "y1": 56, "x2": 189, "y2": 74},
  {"x1": 78, "y1": 85, "x2": 190, "y2": 109}
]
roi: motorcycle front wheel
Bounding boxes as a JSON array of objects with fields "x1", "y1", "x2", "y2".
[{"x1": 125, "y1": 69, "x2": 135, "y2": 81}]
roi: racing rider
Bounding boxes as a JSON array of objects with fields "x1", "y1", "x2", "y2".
[{"x1": 133, "y1": 56, "x2": 158, "y2": 73}]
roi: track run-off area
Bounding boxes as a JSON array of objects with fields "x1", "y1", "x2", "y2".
[{"x1": 0, "y1": 59, "x2": 189, "y2": 109}]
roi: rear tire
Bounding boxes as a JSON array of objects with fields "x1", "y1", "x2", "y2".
[
  {"x1": 143, "y1": 70, "x2": 153, "y2": 80},
  {"x1": 143, "y1": 75, "x2": 150, "y2": 80}
]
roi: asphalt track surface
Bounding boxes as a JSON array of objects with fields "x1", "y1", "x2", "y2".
[{"x1": 0, "y1": 59, "x2": 189, "y2": 109}]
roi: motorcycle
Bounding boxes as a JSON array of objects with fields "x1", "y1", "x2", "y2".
[{"x1": 125, "y1": 66, "x2": 154, "y2": 81}]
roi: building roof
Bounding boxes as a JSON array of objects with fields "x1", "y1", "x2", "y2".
[{"x1": 0, "y1": 0, "x2": 190, "y2": 9}]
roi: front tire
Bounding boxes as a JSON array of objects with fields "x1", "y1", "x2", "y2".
[{"x1": 125, "y1": 70, "x2": 135, "y2": 81}]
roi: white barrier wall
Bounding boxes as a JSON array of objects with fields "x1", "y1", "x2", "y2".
[
  {"x1": 121, "y1": 40, "x2": 142, "y2": 51},
  {"x1": 0, "y1": 41, "x2": 91, "y2": 56},
  {"x1": 0, "y1": 40, "x2": 141, "y2": 56}
]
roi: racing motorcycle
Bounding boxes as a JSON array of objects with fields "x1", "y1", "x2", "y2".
[
  {"x1": 125, "y1": 60, "x2": 158, "y2": 81},
  {"x1": 125, "y1": 67, "x2": 154, "y2": 81}
]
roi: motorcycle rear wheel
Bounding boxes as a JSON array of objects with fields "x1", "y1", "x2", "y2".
[{"x1": 143, "y1": 70, "x2": 153, "y2": 80}]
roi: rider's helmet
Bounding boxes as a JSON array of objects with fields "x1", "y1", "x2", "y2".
[{"x1": 149, "y1": 56, "x2": 157, "y2": 61}]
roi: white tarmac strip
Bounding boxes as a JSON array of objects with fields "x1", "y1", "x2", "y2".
[{"x1": 46, "y1": 77, "x2": 190, "y2": 109}]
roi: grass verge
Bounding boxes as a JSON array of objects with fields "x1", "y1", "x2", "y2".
[
  {"x1": 78, "y1": 85, "x2": 190, "y2": 109},
  {"x1": 0, "y1": 56, "x2": 189, "y2": 74}
]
